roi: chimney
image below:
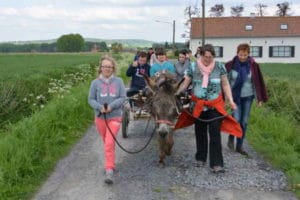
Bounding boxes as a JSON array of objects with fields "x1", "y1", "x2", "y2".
[{"x1": 250, "y1": 13, "x2": 256, "y2": 19}]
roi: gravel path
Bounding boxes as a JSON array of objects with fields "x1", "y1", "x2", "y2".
[{"x1": 33, "y1": 119, "x2": 297, "y2": 200}]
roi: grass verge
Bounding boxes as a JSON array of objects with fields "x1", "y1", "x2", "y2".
[
  {"x1": 0, "y1": 83, "x2": 93, "y2": 200},
  {"x1": 248, "y1": 105, "x2": 300, "y2": 198}
]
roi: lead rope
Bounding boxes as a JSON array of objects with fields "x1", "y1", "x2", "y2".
[{"x1": 102, "y1": 103, "x2": 156, "y2": 154}]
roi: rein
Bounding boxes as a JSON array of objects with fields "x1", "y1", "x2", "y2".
[{"x1": 101, "y1": 103, "x2": 156, "y2": 154}]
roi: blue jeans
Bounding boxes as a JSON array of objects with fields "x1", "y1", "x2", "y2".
[{"x1": 229, "y1": 95, "x2": 254, "y2": 149}]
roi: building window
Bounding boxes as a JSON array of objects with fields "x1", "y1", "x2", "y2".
[
  {"x1": 213, "y1": 46, "x2": 223, "y2": 57},
  {"x1": 245, "y1": 24, "x2": 253, "y2": 31},
  {"x1": 269, "y1": 46, "x2": 294, "y2": 57},
  {"x1": 250, "y1": 46, "x2": 262, "y2": 57},
  {"x1": 280, "y1": 24, "x2": 288, "y2": 30}
]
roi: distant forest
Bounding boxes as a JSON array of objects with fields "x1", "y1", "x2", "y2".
[
  {"x1": 0, "y1": 41, "x2": 187, "y2": 53},
  {"x1": 0, "y1": 41, "x2": 110, "y2": 53}
]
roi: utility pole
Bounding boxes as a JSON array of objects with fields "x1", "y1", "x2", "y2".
[
  {"x1": 155, "y1": 19, "x2": 176, "y2": 52},
  {"x1": 202, "y1": 0, "x2": 205, "y2": 48},
  {"x1": 172, "y1": 20, "x2": 176, "y2": 52}
]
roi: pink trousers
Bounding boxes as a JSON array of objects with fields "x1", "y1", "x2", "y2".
[{"x1": 95, "y1": 117, "x2": 121, "y2": 170}]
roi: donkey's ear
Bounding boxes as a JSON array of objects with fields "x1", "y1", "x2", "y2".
[
  {"x1": 142, "y1": 73, "x2": 157, "y2": 91},
  {"x1": 172, "y1": 77, "x2": 185, "y2": 92}
]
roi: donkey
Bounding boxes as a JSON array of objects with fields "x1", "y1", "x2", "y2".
[{"x1": 143, "y1": 70, "x2": 183, "y2": 167}]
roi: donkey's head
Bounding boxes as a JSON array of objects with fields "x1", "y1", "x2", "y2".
[
  {"x1": 143, "y1": 70, "x2": 185, "y2": 166},
  {"x1": 143, "y1": 70, "x2": 182, "y2": 138}
]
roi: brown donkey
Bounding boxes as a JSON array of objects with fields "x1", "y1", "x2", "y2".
[{"x1": 143, "y1": 70, "x2": 183, "y2": 167}]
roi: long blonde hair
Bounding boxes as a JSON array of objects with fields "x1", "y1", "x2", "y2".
[{"x1": 98, "y1": 55, "x2": 117, "y2": 75}]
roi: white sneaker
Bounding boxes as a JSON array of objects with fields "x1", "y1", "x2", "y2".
[{"x1": 104, "y1": 169, "x2": 114, "y2": 184}]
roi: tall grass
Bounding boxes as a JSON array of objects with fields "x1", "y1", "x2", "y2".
[
  {"x1": 0, "y1": 63, "x2": 96, "y2": 130},
  {"x1": 260, "y1": 63, "x2": 300, "y2": 81},
  {"x1": 248, "y1": 105, "x2": 300, "y2": 196},
  {"x1": 265, "y1": 78, "x2": 300, "y2": 122},
  {"x1": 248, "y1": 63, "x2": 300, "y2": 197},
  {"x1": 0, "y1": 83, "x2": 94, "y2": 199}
]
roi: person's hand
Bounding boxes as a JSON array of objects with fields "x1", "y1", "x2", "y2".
[
  {"x1": 106, "y1": 106, "x2": 112, "y2": 113},
  {"x1": 132, "y1": 61, "x2": 138, "y2": 67},
  {"x1": 258, "y1": 101, "x2": 263, "y2": 107},
  {"x1": 229, "y1": 101, "x2": 237, "y2": 110},
  {"x1": 100, "y1": 105, "x2": 112, "y2": 113}
]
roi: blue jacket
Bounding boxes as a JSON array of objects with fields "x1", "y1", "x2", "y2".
[{"x1": 150, "y1": 61, "x2": 175, "y2": 76}]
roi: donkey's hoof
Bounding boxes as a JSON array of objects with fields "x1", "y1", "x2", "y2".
[
  {"x1": 165, "y1": 150, "x2": 172, "y2": 156},
  {"x1": 158, "y1": 161, "x2": 165, "y2": 168}
]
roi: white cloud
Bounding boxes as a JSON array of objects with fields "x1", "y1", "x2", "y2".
[
  {"x1": 82, "y1": 0, "x2": 144, "y2": 5},
  {"x1": 0, "y1": 7, "x2": 19, "y2": 15},
  {"x1": 0, "y1": 0, "x2": 300, "y2": 42}
]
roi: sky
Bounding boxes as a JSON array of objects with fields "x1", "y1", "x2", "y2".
[{"x1": 1, "y1": 0, "x2": 300, "y2": 43}]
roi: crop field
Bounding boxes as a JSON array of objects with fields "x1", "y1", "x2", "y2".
[
  {"x1": 0, "y1": 53, "x2": 101, "y2": 80},
  {"x1": 260, "y1": 63, "x2": 300, "y2": 81},
  {"x1": 0, "y1": 52, "x2": 133, "y2": 130}
]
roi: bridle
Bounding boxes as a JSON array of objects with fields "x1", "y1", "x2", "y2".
[{"x1": 156, "y1": 119, "x2": 175, "y2": 127}]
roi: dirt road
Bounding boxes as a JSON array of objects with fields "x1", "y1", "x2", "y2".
[{"x1": 33, "y1": 119, "x2": 297, "y2": 200}]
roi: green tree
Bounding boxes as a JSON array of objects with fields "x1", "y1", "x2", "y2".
[
  {"x1": 110, "y1": 42, "x2": 123, "y2": 53},
  {"x1": 99, "y1": 42, "x2": 109, "y2": 52},
  {"x1": 57, "y1": 34, "x2": 84, "y2": 52}
]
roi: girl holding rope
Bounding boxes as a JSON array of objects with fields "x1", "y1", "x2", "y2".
[{"x1": 88, "y1": 55, "x2": 126, "y2": 184}]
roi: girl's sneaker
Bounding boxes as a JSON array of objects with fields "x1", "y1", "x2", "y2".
[{"x1": 104, "y1": 169, "x2": 114, "y2": 184}]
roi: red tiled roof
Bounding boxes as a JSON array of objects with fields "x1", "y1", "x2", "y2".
[{"x1": 191, "y1": 16, "x2": 300, "y2": 38}]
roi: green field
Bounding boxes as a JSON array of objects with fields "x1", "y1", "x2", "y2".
[
  {"x1": 0, "y1": 53, "x2": 134, "y2": 129},
  {"x1": 260, "y1": 63, "x2": 300, "y2": 81},
  {"x1": 0, "y1": 54, "x2": 299, "y2": 199},
  {"x1": 0, "y1": 53, "x2": 100, "y2": 80}
]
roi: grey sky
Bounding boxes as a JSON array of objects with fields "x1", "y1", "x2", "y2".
[{"x1": 0, "y1": 0, "x2": 299, "y2": 42}]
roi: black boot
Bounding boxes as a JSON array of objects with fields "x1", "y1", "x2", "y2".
[
  {"x1": 227, "y1": 136, "x2": 234, "y2": 150},
  {"x1": 236, "y1": 147, "x2": 248, "y2": 156}
]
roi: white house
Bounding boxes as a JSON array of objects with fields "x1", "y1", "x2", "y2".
[{"x1": 190, "y1": 16, "x2": 300, "y2": 63}]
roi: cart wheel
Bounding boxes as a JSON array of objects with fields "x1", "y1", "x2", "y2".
[{"x1": 122, "y1": 108, "x2": 129, "y2": 138}]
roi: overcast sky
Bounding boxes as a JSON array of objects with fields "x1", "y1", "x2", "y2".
[{"x1": 1, "y1": 0, "x2": 300, "y2": 43}]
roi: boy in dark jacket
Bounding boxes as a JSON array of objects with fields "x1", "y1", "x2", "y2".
[{"x1": 126, "y1": 51, "x2": 150, "y2": 108}]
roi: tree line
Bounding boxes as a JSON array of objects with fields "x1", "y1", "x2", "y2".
[
  {"x1": 0, "y1": 33, "x2": 187, "y2": 53},
  {"x1": 0, "y1": 34, "x2": 109, "y2": 53},
  {"x1": 208, "y1": 2, "x2": 292, "y2": 17},
  {"x1": 182, "y1": 2, "x2": 295, "y2": 39}
]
